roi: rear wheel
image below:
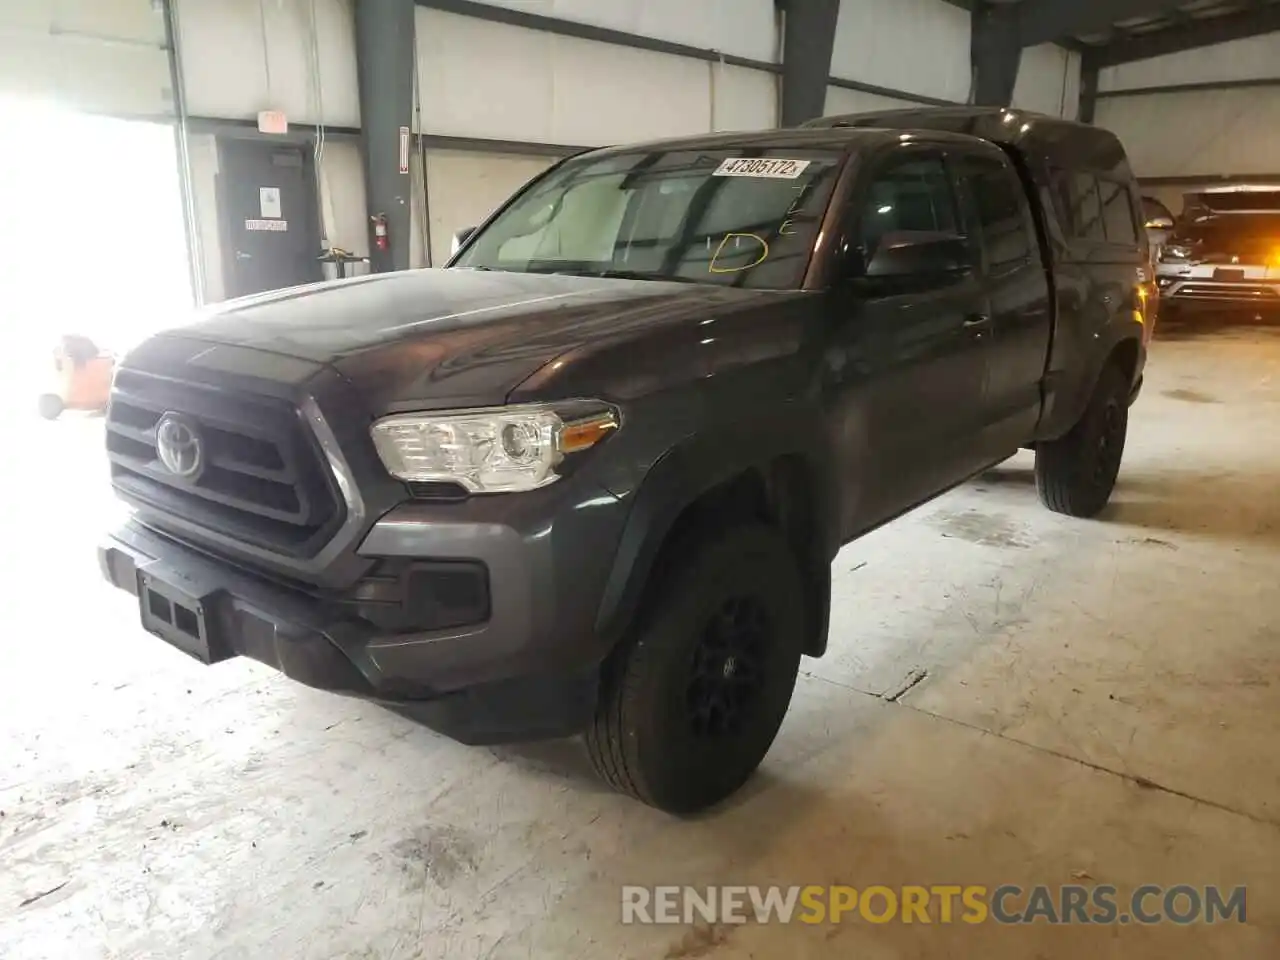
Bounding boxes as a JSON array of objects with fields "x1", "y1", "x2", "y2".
[
  {"x1": 1035, "y1": 363, "x2": 1129, "y2": 518},
  {"x1": 585, "y1": 524, "x2": 805, "y2": 814}
]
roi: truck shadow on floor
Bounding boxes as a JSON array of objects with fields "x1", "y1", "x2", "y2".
[{"x1": 973, "y1": 465, "x2": 1280, "y2": 545}]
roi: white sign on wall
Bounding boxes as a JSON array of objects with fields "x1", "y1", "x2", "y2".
[{"x1": 259, "y1": 186, "x2": 282, "y2": 219}]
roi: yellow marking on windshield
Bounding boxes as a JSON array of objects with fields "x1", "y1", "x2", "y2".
[{"x1": 709, "y1": 233, "x2": 770, "y2": 273}]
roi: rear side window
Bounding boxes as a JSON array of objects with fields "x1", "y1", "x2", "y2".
[
  {"x1": 956, "y1": 154, "x2": 1033, "y2": 270},
  {"x1": 1069, "y1": 174, "x2": 1107, "y2": 242},
  {"x1": 1099, "y1": 179, "x2": 1139, "y2": 246},
  {"x1": 1053, "y1": 169, "x2": 1140, "y2": 248}
]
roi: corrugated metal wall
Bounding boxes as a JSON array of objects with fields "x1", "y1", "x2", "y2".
[
  {"x1": 1013, "y1": 43, "x2": 1081, "y2": 119},
  {"x1": 0, "y1": 0, "x2": 171, "y2": 117},
  {"x1": 463, "y1": 0, "x2": 779, "y2": 62},
  {"x1": 414, "y1": 8, "x2": 775, "y2": 147},
  {"x1": 830, "y1": 0, "x2": 971, "y2": 103},
  {"x1": 1097, "y1": 32, "x2": 1280, "y2": 190}
]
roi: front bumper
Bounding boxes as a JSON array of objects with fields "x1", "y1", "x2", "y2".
[
  {"x1": 99, "y1": 483, "x2": 630, "y2": 743},
  {"x1": 1156, "y1": 271, "x2": 1280, "y2": 311}
]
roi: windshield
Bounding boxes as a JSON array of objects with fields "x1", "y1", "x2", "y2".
[
  {"x1": 454, "y1": 148, "x2": 844, "y2": 289},
  {"x1": 1170, "y1": 213, "x2": 1280, "y2": 256}
]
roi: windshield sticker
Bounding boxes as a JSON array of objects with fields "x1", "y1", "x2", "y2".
[
  {"x1": 709, "y1": 233, "x2": 770, "y2": 273},
  {"x1": 713, "y1": 158, "x2": 811, "y2": 179}
]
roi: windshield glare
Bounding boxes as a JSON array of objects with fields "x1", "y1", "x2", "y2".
[{"x1": 455, "y1": 149, "x2": 843, "y2": 288}]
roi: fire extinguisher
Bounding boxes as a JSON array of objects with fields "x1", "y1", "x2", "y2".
[{"x1": 371, "y1": 213, "x2": 389, "y2": 252}]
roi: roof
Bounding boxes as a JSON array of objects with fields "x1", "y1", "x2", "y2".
[{"x1": 577, "y1": 125, "x2": 985, "y2": 161}]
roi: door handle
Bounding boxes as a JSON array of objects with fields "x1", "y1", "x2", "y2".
[
  {"x1": 235, "y1": 251, "x2": 252, "y2": 261},
  {"x1": 963, "y1": 314, "x2": 992, "y2": 329}
]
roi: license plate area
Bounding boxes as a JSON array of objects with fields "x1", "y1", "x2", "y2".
[
  {"x1": 137, "y1": 569, "x2": 229, "y2": 664},
  {"x1": 1214, "y1": 268, "x2": 1246, "y2": 281}
]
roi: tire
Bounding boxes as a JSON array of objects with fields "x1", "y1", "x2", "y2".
[
  {"x1": 37, "y1": 393, "x2": 64, "y2": 421},
  {"x1": 1035, "y1": 362, "x2": 1129, "y2": 518},
  {"x1": 585, "y1": 524, "x2": 806, "y2": 814}
]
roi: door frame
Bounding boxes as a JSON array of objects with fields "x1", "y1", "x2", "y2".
[{"x1": 214, "y1": 134, "x2": 324, "y2": 299}]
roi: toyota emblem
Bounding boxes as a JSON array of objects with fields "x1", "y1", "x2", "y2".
[{"x1": 155, "y1": 413, "x2": 205, "y2": 480}]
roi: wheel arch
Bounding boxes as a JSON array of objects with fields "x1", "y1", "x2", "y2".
[{"x1": 595, "y1": 420, "x2": 837, "y2": 660}]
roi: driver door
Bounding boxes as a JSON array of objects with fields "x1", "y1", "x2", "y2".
[{"x1": 824, "y1": 146, "x2": 995, "y2": 539}]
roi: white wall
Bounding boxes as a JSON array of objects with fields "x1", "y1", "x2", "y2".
[
  {"x1": 410, "y1": 151, "x2": 558, "y2": 267},
  {"x1": 0, "y1": 0, "x2": 171, "y2": 117},
  {"x1": 1096, "y1": 32, "x2": 1280, "y2": 179},
  {"x1": 1100, "y1": 32, "x2": 1280, "y2": 91},
  {"x1": 830, "y1": 0, "x2": 970, "y2": 104},
  {"x1": 823, "y1": 86, "x2": 919, "y2": 117},
  {"x1": 462, "y1": 0, "x2": 779, "y2": 63},
  {"x1": 1013, "y1": 43, "x2": 1081, "y2": 119},
  {"x1": 415, "y1": 8, "x2": 777, "y2": 146},
  {"x1": 175, "y1": 0, "x2": 359, "y2": 127},
  {"x1": 1097, "y1": 89, "x2": 1280, "y2": 178}
]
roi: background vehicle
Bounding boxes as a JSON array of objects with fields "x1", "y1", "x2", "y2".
[
  {"x1": 1156, "y1": 185, "x2": 1280, "y2": 320},
  {"x1": 99, "y1": 108, "x2": 1148, "y2": 813}
]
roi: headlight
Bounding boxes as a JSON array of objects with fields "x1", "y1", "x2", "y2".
[{"x1": 370, "y1": 404, "x2": 618, "y2": 493}]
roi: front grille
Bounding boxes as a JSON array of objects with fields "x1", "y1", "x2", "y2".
[{"x1": 106, "y1": 370, "x2": 346, "y2": 558}]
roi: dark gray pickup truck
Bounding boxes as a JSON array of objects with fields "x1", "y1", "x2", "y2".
[{"x1": 100, "y1": 107, "x2": 1151, "y2": 813}]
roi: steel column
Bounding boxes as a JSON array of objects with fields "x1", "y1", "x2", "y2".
[
  {"x1": 971, "y1": 2, "x2": 1022, "y2": 107},
  {"x1": 354, "y1": 0, "x2": 416, "y2": 273},
  {"x1": 777, "y1": 0, "x2": 842, "y2": 127}
]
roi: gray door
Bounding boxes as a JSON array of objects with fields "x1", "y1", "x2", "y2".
[{"x1": 217, "y1": 140, "x2": 321, "y2": 298}]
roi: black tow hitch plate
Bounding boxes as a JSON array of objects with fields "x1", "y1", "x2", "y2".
[{"x1": 137, "y1": 565, "x2": 232, "y2": 665}]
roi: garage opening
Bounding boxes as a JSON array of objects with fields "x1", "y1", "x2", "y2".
[{"x1": 0, "y1": 96, "x2": 193, "y2": 416}]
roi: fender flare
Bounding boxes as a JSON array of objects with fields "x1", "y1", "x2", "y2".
[
  {"x1": 1041, "y1": 318, "x2": 1145, "y2": 441},
  {"x1": 594, "y1": 408, "x2": 837, "y2": 657}
]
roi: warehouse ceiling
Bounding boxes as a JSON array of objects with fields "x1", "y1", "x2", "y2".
[{"x1": 949, "y1": 0, "x2": 1280, "y2": 64}]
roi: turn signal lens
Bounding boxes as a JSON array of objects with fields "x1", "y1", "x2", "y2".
[
  {"x1": 560, "y1": 413, "x2": 618, "y2": 454},
  {"x1": 1268, "y1": 249, "x2": 1280, "y2": 268}
]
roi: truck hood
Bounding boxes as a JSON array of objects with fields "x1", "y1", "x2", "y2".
[{"x1": 172, "y1": 269, "x2": 769, "y2": 409}]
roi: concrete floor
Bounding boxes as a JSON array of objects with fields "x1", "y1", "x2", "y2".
[{"x1": 2, "y1": 321, "x2": 1278, "y2": 959}]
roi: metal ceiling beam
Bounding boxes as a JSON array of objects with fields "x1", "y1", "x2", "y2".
[
  {"x1": 1096, "y1": 4, "x2": 1280, "y2": 66},
  {"x1": 1017, "y1": 0, "x2": 1187, "y2": 48}
]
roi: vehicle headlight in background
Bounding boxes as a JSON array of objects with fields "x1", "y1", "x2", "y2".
[{"x1": 370, "y1": 404, "x2": 618, "y2": 492}]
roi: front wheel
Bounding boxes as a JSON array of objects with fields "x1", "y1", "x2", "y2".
[
  {"x1": 1035, "y1": 363, "x2": 1129, "y2": 518},
  {"x1": 585, "y1": 524, "x2": 806, "y2": 814}
]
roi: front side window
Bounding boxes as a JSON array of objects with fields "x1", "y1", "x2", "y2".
[
  {"x1": 454, "y1": 149, "x2": 843, "y2": 289},
  {"x1": 858, "y1": 154, "x2": 957, "y2": 256},
  {"x1": 957, "y1": 154, "x2": 1032, "y2": 270}
]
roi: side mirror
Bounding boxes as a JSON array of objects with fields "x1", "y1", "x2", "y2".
[
  {"x1": 451, "y1": 226, "x2": 477, "y2": 257},
  {"x1": 1145, "y1": 216, "x2": 1174, "y2": 231},
  {"x1": 864, "y1": 231, "x2": 972, "y2": 280}
]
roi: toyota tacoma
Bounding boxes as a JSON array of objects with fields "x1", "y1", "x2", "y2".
[{"x1": 99, "y1": 107, "x2": 1151, "y2": 813}]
